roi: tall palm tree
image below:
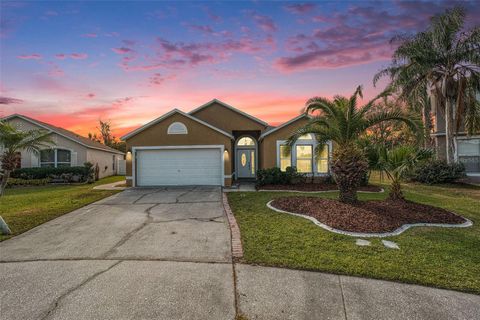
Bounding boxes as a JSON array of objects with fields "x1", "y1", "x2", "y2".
[
  {"x1": 287, "y1": 86, "x2": 418, "y2": 204},
  {"x1": 0, "y1": 122, "x2": 53, "y2": 235},
  {"x1": 376, "y1": 146, "x2": 432, "y2": 201},
  {"x1": 374, "y1": 6, "x2": 480, "y2": 163}
]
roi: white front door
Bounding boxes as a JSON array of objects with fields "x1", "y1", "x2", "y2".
[
  {"x1": 136, "y1": 148, "x2": 222, "y2": 186},
  {"x1": 237, "y1": 149, "x2": 255, "y2": 178}
]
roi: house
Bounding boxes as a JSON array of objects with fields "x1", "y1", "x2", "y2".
[
  {"x1": 431, "y1": 96, "x2": 480, "y2": 175},
  {"x1": 1, "y1": 114, "x2": 125, "y2": 178},
  {"x1": 121, "y1": 99, "x2": 331, "y2": 187}
]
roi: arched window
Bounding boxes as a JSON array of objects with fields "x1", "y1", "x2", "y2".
[
  {"x1": 40, "y1": 148, "x2": 71, "y2": 167},
  {"x1": 167, "y1": 122, "x2": 188, "y2": 134},
  {"x1": 237, "y1": 137, "x2": 255, "y2": 146},
  {"x1": 298, "y1": 133, "x2": 314, "y2": 140}
]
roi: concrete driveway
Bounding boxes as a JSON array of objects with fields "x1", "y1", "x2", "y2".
[{"x1": 1, "y1": 187, "x2": 479, "y2": 320}]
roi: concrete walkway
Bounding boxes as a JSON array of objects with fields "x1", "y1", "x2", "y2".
[{"x1": 1, "y1": 188, "x2": 478, "y2": 320}]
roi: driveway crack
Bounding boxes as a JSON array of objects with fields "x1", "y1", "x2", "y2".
[
  {"x1": 41, "y1": 260, "x2": 122, "y2": 320},
  {"x1": 101, "y1": 204, "x2": 158, "y2": 258},
  {"x1": 338, "y1": 276, "x2": 349, "y2": 320}
]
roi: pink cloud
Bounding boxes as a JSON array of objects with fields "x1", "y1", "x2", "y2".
[
  {"x1": 82, "y1": 33, "x2": 98, "y2": 38},
  {"x1": 112, "y1": 47, "x2": 134, "y2": 54},
  {"x1": 70, "y1": 53, "x2": 88, "y2": 59},
  {"x1": 17, "y1": 54, "x2": 42, "y2": 60},
  {"x1": 85, "y1": 93, "x2": 96, "y2": 99},
  {"x1": 47, "y1": 62, "x2": 64, "y2": 77},
  {"x1": 55, "y1": 54, "x2": 66, "y2": 60},
  {"x1": 0, "y1": 96, "x2": 23, "y2": 104},
  {"x1": 253, "y1": 14, "x2": 277, "y2": 32},
  {"x1": 284, "y1": 3, "x2": 316, "y2": 14}
]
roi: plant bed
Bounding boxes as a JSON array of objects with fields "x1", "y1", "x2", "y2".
[
  {"x1": 258, "y1": 183, "x2": 382, "y2": 192},
  {"x1": 269, "y1": 196, "x2": 470, "y2": 234}
]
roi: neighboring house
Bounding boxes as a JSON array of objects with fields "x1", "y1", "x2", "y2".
[
  {"x1": 430, "y1": 95, "x2": 480, "y2": 175},
  {"x1": 122, "y1": 99, "x2": 332, "y2": 187},
  {"x1": 1, "y1": 114, "x2": 125, "y2": 178}
]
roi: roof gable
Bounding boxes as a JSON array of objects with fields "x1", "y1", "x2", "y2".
[
  {"x1": 121, "y1": 109, "x2": 234, "y2": 140},
  {"x1": 259, "y1": 113, "x2": 312, "y2": 139},
  {"x1": 1, "y1": 114, "x2": 124, "y2": 154},
  {"x1": 189, "y1": 99, "x2": 268, "y2": 127}
]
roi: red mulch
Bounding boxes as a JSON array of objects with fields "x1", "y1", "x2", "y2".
[
  {"x1": 270, "y1": 197, "x2": 467, "y2": 233},
  {"x1": 259, "y1": 183, "x2": 382, "y2": 192}
]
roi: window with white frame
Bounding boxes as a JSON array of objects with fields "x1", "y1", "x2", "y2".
[
  {"x1": 167, "y1": 122, "x2": 188, "y2": 134},
  {"x1": 277, "y1": 135, "x2": 330, "y2": 174},
  {"x1": 40, "y1": 148, "x2": 71, "y2": 167},
  {"x1": 296, "y1": 145, "x2": 313, "y2": 173},
  {"x1": 457, "y1": 138, "x2": 480, "y2": 173},
  {"x1": 279, "y1": 145, "x2": 291, "y2": 171}
]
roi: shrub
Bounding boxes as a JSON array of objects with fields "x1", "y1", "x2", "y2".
[
  {"x1": 256, "y1": 167, "x2": 305, "y2": 186},
  {"x1": 11, "y1": 165, "x2": 90, "y2": 183},
  {"x1": 410, "y1": 160, "x2": 466, "y2": 184},
  {"x1": 7, "y1": 178, "x2": 50, "y2": 188}
]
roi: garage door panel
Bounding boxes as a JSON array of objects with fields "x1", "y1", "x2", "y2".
[{"x1": 136, "y1": 148, "x2": 222, "y2": 186}]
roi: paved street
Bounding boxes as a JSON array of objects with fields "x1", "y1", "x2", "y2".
[{"x1": 1, "y1": 187, "x2": 479, "y2": 320}]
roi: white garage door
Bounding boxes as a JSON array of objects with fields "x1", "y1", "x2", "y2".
[{"x1": 135, "y1": 148, "x2": 222, "y2": 186}]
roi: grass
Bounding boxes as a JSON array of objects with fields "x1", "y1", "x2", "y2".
[
  {"x1": 0, "y1": 175, "x2": 125, "y2": 242},
  {"x1": 227, "y1": 178, "x2": 480, "y2": 294}
]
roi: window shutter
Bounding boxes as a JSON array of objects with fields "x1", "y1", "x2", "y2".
[{"x1": 31, "y1": 152, "x2": 40, "y2": 167}]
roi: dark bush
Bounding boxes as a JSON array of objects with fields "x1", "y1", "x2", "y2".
[
  {"x1": 11, "y1": 165, "x2": 91, "y2": 183},
  {"x1": 7, "y1": 178, "x2": 50, "y2": 188},
  {"x1": 256, "y1": 167, "x2": 305, "y2": 186},
  {"x1": 410, "y1": 160, "x2": 466, "y2": 184}
]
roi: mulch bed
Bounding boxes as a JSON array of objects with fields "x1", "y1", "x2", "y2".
[
  {"x1": 270, "y1": 197, "x2": 467, "y2": 233},
  {"x1": 259, "y1": 183, "x2": 382, "y2": 192}
]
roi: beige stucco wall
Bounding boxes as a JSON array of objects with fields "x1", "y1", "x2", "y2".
[
  {"x1": 191, "y1": 102, "x2": 266, "y2": 133},
  {"x1": 260, "y1": 117, "x2": 310, "y2": 169},
  {"x1": 6, "y1": 117, "x2": 88, "y2": 168},
  {"x1": 125, "y1": 112, "x2": 233, "y2": 186},
  {"x1": 87, "y1": 149, "x2": 123, "y2": 178}
]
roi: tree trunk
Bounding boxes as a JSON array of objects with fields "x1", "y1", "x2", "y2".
[
  {"x1": 331, "y1": 145, "x2": 368, "y2": 204},
  {"x1": 422, "y1": 102, "x2": 433, "y2": 149},
  {"x1": 445, "y1": 97, "x2": 455, "y2": 164},
  {"x1": 0, "y1": 169, "x2": 11, "y2": 197},
  {"x1": 388, "y1": 179, "x2": 404, "y2": 201}
]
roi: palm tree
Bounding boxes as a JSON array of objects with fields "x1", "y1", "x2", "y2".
[
  {"x1": 376, "y1": 146, "x2": 432, "y2": 201},
  {"x1": 374, "y1": 7, "x2": 480, "y2": 163},
  {"x1": 287, "y1": 86, "x2": 419, "y2": 204},
  {"x1": 0, "y1": 122, "x2": 53, "y2": 235}
]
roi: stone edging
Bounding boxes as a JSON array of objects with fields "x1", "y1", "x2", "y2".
[
  {"x1": 266, "y1": 200, "x2": 473, "y2": 238},
  {"x1": 258, "y1": 188, "x2": 384, "y2": 194},
  {"x1": 223, "y1": 193, "x2": 244, "y2": 258}
]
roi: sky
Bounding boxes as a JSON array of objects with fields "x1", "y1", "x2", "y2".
[{"x1": 1, "y1": 1, "x2": 479, "y2": 138}]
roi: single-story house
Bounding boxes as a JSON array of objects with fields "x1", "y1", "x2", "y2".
[
  {"x1": 121, "y1": 99, "x2": 331, "y2": 187},
  {"x1": 1, "y1": 114, "x2": 125, "y2": 178}
]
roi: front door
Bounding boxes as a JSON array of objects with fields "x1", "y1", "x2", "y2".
[{"x1": 237, "y1": 149, "x2": 256, "y2": 178}]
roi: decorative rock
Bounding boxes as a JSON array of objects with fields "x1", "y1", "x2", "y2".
[
  {"x1": 382, "y1": 240, "x2": 400, "y2": 249},
  {"x1": 355, "y1": 239, "x2": 371, "y2": 246}
]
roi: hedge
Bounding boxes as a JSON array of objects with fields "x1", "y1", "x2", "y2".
[
  {"x1": 7, "y1": 178, "x2": 50, "y2": 188},
  {"x1": 10, "y1": 166, "x2": 90, "y2": 181}
]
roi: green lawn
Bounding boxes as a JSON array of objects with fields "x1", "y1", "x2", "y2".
[
  {"x1": 227, "y1": 180, "x2": 480, "y2": 294},
  {"x1": 0, "y1": 176, "x2": 125, "y2": 241}
]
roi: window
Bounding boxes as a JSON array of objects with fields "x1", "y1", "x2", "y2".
[
  {"x1": 112, "y1": 155, "x2": 116, "y2": 171},
  {"x1": 458, "y1": 138, "x2": 480, "y2": 173},
  {"x1": 296, "y1": 145, "x2": 313, "y2": 173},
  {"x1": 237, "y1": 137, "x2": 255, "y2": 146},
  {"x1": 167, "y1": 122, "x2": 188, "y2": 134},
  {"x1": 316, "y1": 145, "x2": 329, "y2": 173},
  {"x1": 40, "y1": 148, "x2": 71, "y2": 168},
  {"x1": 279, "y1": 145, "x2": 291, "y2": 171},
  {"x1": 298, "y1": 133, "x2": 313, "y2": 140}
]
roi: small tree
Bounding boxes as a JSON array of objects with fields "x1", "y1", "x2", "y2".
[
  {"x1": 377, "y1": 146, "x2": 432, "y2": 201},
  {"x1": 288, "y1": 86, "x2": 419, "y2": 203},
  {"x1": 0, "y1": 122, "x2": 53, "y2": 234}
]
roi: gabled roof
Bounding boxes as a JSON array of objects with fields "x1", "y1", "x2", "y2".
[
  {"x1": 121, "y1": 108, "x2": 234, "y2": 140},
  {"x1": 1, "y1": 114, "x2": 124, "y2": 154},
  {"x1": 189, "y1": 98, "x2": 269, "y2": 127},
  {"x1": 259, "y1": 113, "x2": 312, "y2": 140}
]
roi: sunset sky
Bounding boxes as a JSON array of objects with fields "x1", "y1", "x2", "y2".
[{"x1": 1, "y1": 1, "x2": 479, "y2": 138}]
